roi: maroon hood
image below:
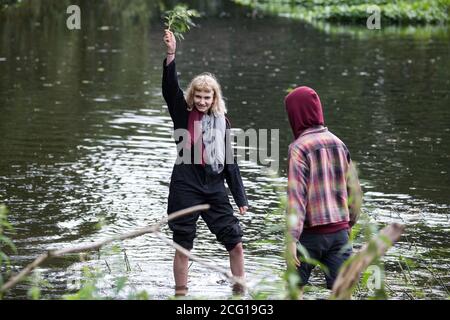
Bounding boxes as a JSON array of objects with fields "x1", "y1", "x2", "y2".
[{"x1": 284, "y1": 86, "x2": 324, "y2": 139}]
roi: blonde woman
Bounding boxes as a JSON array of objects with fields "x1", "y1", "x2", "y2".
[{"x1": 162, "y1": 30, "x2": 248, "y2": 296}]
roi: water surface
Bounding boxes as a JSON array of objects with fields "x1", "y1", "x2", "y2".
[{"x1": 0, "y1": 1, "x2": 449, "y2": 299}]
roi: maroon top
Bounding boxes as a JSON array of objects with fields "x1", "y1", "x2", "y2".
[
  {"x1": 303, "y1": 221, "x2": 350, "y2": 235},
  {"x1": 285, "y1": 86, "x2": 324, "y2": 140},
  {"x1": 187, "y1": 108, "x2": 205, "y2": 165}
]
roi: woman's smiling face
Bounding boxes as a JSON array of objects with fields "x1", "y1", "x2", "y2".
[{"x1": 194, "y1": 89, "x2": 214, "y2": 113}]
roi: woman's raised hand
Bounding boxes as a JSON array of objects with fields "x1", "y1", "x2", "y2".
[{"x1": 164, "y1": 29, "x2": 176, "y2": 54}]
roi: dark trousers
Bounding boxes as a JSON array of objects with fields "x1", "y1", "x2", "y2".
[
  {"x1": 167, "y1": 164, "x2": 243, "y2": 251},
  {"x1": 297, "y1": 229, "x2": 352, "y2": 289}
]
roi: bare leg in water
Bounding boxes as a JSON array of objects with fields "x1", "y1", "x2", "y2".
[
  {"x1": 173, "y1": 250, "x2": 189, "y2": 296},
  {"x1": 229, "y1": 242, "x2": 245, "y2": 294},
  {"x1": 173, "y1": 243, "x2": 245, "y2": 296}
]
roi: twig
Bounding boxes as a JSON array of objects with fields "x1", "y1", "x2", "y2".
[
  {"x1": 383, "y1": 281, "x2": 395, "y2": 295},
  {"x1": 123, "y1": 249, "x2": 131, "y2": 272},
  {"x1": 424, "y1": 262, "x2": 449, "y2": 295},
  {"x1": 0, "y1": 204, "x2": 209, "y2": 294},
  {"x1": 105, "y1": 260, "x2": 111, "y2": 274}
]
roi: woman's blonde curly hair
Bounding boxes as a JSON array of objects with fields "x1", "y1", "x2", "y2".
[{"x1": 185, "y1": 72, "x2": 227, "y2": 116}]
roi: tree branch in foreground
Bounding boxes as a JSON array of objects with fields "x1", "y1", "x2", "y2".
[
  {"x1": 331, "y1": 223, "x2": 405, "y2": 299},
  {"x1": 1, "y1": 204, "x2": 217, "y2": 293}
]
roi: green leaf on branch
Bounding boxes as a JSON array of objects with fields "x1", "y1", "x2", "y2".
[
  {"x1": 297, "y1": 243, "x2": 330, "y2": 276},
  {"x1": 164, "y1": 4, "x2": 200, "y2": 40}
]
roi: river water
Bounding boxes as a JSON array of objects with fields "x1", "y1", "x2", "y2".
[{"x1": 0, "y1": 0, "x2": 448, "y2": 299}]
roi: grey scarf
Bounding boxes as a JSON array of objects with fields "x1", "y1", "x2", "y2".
[{"x1": 202, "y1": 113, "x2": 226, "y2": 174}]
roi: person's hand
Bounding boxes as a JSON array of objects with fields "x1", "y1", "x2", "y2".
[
  {"x1": 288, "y1": 241, "x2": 301, "y2": 267},
  {"x1": 238, "y1": 206, "x2": 248, "y2": 215},
  {"x1": 163, "y1": 29, "x2": 176, "y2": 54}
]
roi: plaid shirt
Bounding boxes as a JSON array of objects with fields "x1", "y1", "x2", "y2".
[{"x1": 287, "y1": 126, "x2": 352, "y2": 239}]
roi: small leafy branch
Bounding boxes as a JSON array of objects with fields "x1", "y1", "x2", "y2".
[
  {"x1": 164, "y1": 4, "x2": 200, "y2": 40},
  {"x1": 0, "y1": 204, "x2": 17, "y2": 298}
]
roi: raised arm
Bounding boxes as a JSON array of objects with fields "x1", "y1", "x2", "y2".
[
  {"x1": 164, "y1": 29, "x2": 176, "y2": 66},
  {"x1": 162, "y1": 29, "x2": 188, "y2": 126}
]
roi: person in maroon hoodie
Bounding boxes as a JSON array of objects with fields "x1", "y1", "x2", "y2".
[{"x1": 285, "y1": 86, "x2": 362, "y2": 294}]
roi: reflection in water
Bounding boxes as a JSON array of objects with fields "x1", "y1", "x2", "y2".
[{"x1": 0, "y1": 1, "x2": 449, "y2": 299}]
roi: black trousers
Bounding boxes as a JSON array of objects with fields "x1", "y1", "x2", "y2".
[{"x1": 167, "y1": 164, "x2": 243, "y2": 251}]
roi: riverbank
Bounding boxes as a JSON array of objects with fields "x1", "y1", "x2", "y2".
[{"x1": 234, "y1": 0, "x2": 449, "y2": 24}]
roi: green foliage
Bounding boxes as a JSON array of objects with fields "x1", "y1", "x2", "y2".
[
  {"x1": 114, "y1": 276, "x2": 127, "y2": 295},
  {"x1": 28, "y1": 286, "x2": 41, "y2": 300},
  {"x1": 296, "y1": 243, "x2": 330, "y2": 276},
  {"x1": 281, "y1": 190, "x2": 302, "y2": 299},
  {"x1": 0, "y1": 0, "x2": 22, "y2": 9},
  {"x1": 0, "y1": 205, "x2": 16, "y2": 252},
  {"x1": 27, "y1": 270, "x2": 51, "y2": 300},
  {"x1": 94, "y1": 214, "x2": 109, "y2": 231},
  {"x1": 63, "y1": 246, "x2": 151, "y2": 300},
  {"x1": 249, "y1": 290, "x2": 271, "y2": 299},
  {"x1": 64, "y1": 267, "x2": 103, "y2": 300},
  {"x1": 63, "y1": 267, "x2": 148, "y2": 300},
  {"x1": 0, "y1": 204, "x2": 17, "y2": 298},
  {"x1": 234, "y1": 0, "x2": 449, "y2": 24},
  {"x1": 244, "y1": 170, "x2": 303, "y2": 300},
  {"x1": 164, "y1": 4, "x2": 200, "y2": 40}
]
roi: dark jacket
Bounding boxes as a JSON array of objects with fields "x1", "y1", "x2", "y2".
[{"x1": 162, "y1": 59, "x2": 248, "y2": 208}]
